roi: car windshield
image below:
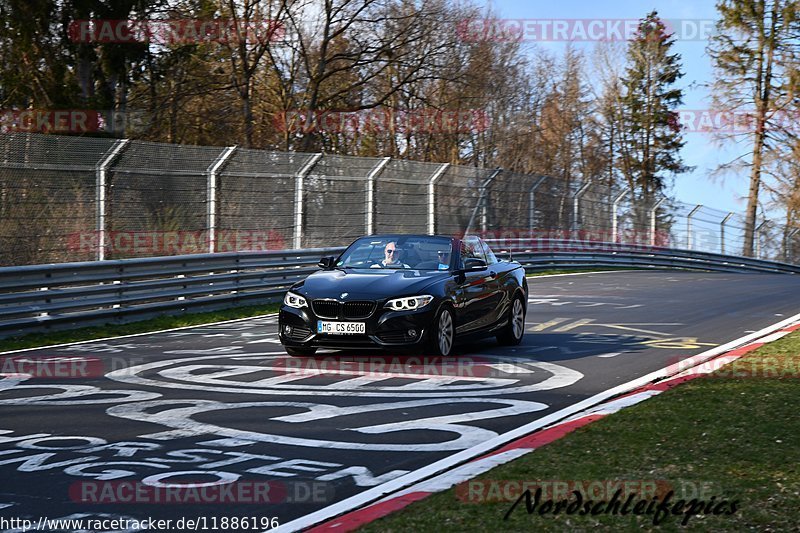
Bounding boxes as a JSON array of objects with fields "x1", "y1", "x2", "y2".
[{"x1": 337, "y1": 236, "x2": 454, "y2": 270}]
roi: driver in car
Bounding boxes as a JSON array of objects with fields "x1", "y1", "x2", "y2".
[
  {"x1": 437, "y1": 250, "x2": 451, "y2": 270},
  {"x1": 371, "y1": 241, "x2": 410, "y2": 268}
]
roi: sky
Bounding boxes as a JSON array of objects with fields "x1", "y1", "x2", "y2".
[{"x1": 478, "y1": 0, "x2": 748, "y2": 216}]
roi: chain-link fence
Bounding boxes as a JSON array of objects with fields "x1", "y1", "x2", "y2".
[{"x1": 1, "y1": 132, "x2": 798, "y2": 267}]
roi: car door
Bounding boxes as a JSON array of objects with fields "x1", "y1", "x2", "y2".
[
  {"x1": 453, "y1": 238, "x2": 495, "y2": 333},
  {"x1": 480, "y1": 238, "x2": 511, "y2": 325}
]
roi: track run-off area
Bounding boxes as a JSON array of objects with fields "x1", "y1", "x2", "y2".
[{"x1": 1, "y1": 270, "x2": 799, "y2": 532}]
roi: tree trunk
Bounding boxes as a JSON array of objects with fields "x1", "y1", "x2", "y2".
[{"x1": 743, "y1": 128, "x2": 765, "y2": 256}]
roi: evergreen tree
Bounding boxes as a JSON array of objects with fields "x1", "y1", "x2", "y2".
[{"x1": 618, "y1": 11, "x2": 690, "y2": 211}]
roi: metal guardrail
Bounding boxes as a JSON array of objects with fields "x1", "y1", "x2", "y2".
[
  {"x1": 0, "y1": 247, "x2": 344, "y2": 339},
  {"x1": 0, "y1": 241, "x2": 796, "y2": 339},
  {"x1": 485, "y1": 239, "x2": 800, "y2": 275}
]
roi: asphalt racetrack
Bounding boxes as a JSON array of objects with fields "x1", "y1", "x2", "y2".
[{"x1": 1, "y1": 271, "x2": 799, "y2": 531}]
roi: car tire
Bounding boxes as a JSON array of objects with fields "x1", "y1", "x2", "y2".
[
  {"x1": 496, "y1": 294, "x2": 525, "y2": 346},
  {"x1": 427, "y1": 305, "x2": 455, "y2": 356},
  {"x1": 285, "y1": 346, "x2": 318, "y2": 356}
]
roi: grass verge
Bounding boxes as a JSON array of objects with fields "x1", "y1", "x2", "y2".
[
  {"x1": 358, "y1": 329, "x2": 800, "y2": 532},
  {"x1": 0, "y1": 303, "x2": 280, "y2": 353}
]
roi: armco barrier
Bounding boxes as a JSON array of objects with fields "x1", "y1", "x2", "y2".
[
  {"x1": 0, "y1": 247, "x2": 344, "y2": 338},
  {"x1": 0, "y1": 241, "x2": 796, "y2": 339},
  {"x1": 485, "y1": 239, "x2": 800, "y2": 275}
]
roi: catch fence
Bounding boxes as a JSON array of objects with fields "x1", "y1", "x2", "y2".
[{"x1": 0, "y1": 132, "x2": 796, "y2": 267}]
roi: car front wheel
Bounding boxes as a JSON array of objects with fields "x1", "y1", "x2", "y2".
[
  {"x1": 497, "y1": 295, "x2": 525, "y2": 346},
  {"x1": 428, "y1": 305, "x2": 455, "y2": 356}
]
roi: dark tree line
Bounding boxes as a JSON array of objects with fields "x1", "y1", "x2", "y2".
[{"x1": 1, "y1": 2, "x2": 721, "y2": 237}]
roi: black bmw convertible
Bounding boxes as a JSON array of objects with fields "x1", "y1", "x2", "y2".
[{"x1": 278, "y1": 234, "x2": 528, "y2": 356}]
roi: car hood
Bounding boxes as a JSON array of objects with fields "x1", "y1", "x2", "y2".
[{"x1": 295, "y1": 269, "x2": 449, "y2": 300}]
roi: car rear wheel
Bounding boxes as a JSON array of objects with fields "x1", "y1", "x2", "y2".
[
  {"x1": 428, "y1": 305, "x2": 454, "y2": 356},
  {"x1": 497, "y1": 295, "x2": 525, "y2": 346},
  {"x1": 285, "y1": 346, "x2": 318, "y2": 356}
]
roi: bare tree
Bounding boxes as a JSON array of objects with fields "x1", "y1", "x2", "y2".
[{"x1": 707, "y1": 0, "x2": 800, "y2": 256}]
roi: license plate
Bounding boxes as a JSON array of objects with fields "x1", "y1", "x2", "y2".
[{"x1": 317, "y1": 321, "x2": 366, "y2": 334}]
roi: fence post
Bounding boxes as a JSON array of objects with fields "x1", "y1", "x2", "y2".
[
  {"x1": 687, "y1": 204, "x2": 702, "y2": 250},
  {"x1": 481, "y1": 169, "x2": 501, "y2": 233},
  {"x1": 95, "y1": 139, "x2": 130, "y2": 261},
  {"x1": 427, "y1": 163, "x2": 450, "y2": 235},
  {"x1": 612, "y1": 188, "x2": 630, "y2": 243},
  {"x1": 528, "y1": 175, "x2": 548, "y2": 239},
  {"x1": 464, "y1": 168, "x2": 501, "y2": 236},
  {"x1": 755, "y1": 220, "x2": 768, "y2": 259},
  {"x1": 789, "y1": 228, "x2": 800, "y2": 263},
  {"x1": 573, "y1": 180, "x2": 592, "y2": 236},
  {"x1": 650, "y1": 197, "x2": 666, "y2": 246},
  {"x1": 720, "y1": 212, "x2": 733, "y2": 256},
  {"x1": 206, "y1": 146, "x2": 236, "y2": 253},
  {"x1": 365, "y1": 157, "x2": 390, "y2": 235},
  {"x1": 293, "y1": 153, "x2": 323, "y2": 250}
]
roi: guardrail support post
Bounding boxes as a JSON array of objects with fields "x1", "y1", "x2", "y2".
[
  {"x1": 650, "y1": 197, "x2": 666, "y2": 246},
  {"x1": 365, "y1": 157, "x2": 390, "y2": 235},
  {"x1": 573, "y1": 180, "x2": 592, "y2": 236},
  {"x1": 95, "y1": 139, "x2": 130, "y2": 261},
  {"x1": 720, "y1": 212, "x2": 733, "y2": 255},
  {"x1": 293, "y1": 153, "x2": 323, "y2": 250},
  {"x1": 755, "y1": 220, "x2": 768, "y2": 259},
  {"x1": 687, "y1": 204, "x2": 702, "y2": 250},
  {"x1": 427, "y1": 163, "x2": 450, "y2": 235},
  {"x1": 612, "y1": 188, "x2": 630, "y2": 243},
  {"x1": 528, "y1": 175, "x2": 547, "y2": 239},
  {"x1": 206, "y1": 146, "x2": 237, "y2": 253}
]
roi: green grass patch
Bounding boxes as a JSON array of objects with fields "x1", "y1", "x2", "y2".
[
  {"x1": 0, "y1": 303, "x2": 280, "y2": 353},
  {"x1": 359, "y1": 330, "x2": 800, "y2": 532}
]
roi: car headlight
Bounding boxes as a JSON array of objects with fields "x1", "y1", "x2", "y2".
[
  {"x1": 284, "y1": 291, "x2": 308, "y2": 309},
  {"x1": 384, "y1": 295, "x2": 434, "y2": 311}
]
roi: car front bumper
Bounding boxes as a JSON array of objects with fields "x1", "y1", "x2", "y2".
[{"x1": 278, "y1": 303, "x2": 437, "y2": 351}]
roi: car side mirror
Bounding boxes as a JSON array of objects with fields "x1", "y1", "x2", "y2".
[
  {"x1": 318, "y1": 256, "x2": 336, "y2": 270},
  {"x1": 463, "y1": 258, "x2": 488, "y2": 271}
]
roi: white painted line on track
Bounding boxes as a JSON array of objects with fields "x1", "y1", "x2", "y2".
[
  {"x1": 0, "y1": 313, "x2": 279, "y2": 355},
  {"x1": 271, "y1": 309, "x2": 800, "y2": 533},
  {"x1": 526, "y1": 270, "x2": 657, "y2": 279},
  {"x1": 754, "y1": 331, "x2": 790, "y2": 344}
]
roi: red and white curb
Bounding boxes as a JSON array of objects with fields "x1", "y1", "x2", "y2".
[{"x1": 292, "y1": 317, "x2": 800, "y2": 533}]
